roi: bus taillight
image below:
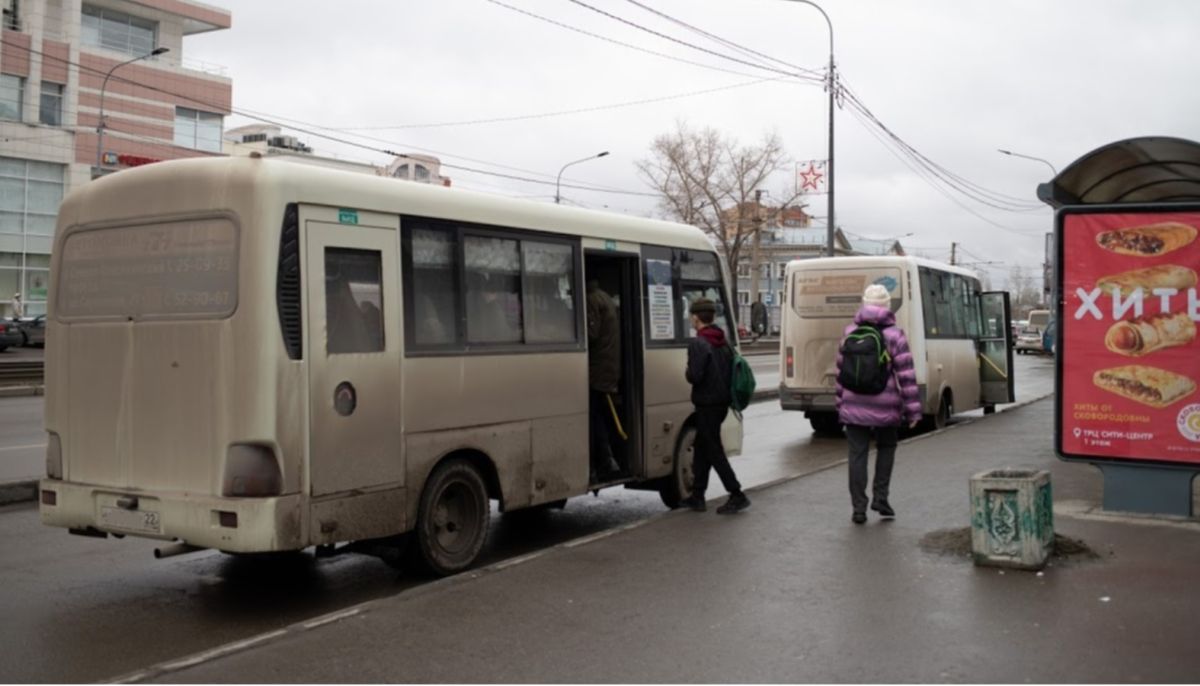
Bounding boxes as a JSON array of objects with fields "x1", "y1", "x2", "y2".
[
  {"x1": 222, "y1": 444, "x2": 282, "y2": 497},
  {"x1": 786, "y1": 347, "x2": 794, "y2": 378},
  {"x1": 45, "y1": 433, "x2": 62, "y2": 479}
]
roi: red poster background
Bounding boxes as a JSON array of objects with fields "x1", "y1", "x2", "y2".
[{"x1": 1060, "y1": 211, "x2": 1200, "y2": 465}]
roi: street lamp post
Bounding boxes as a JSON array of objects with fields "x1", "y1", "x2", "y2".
[
  {"x1": 555, "y1": 151, "x2": 609, "y2": 205},
  {"x1": 95, "y1": 47, "x2": 169, "y2": 174},
  {"x1": 997, "y1": 149, "x2": 1057, "y2": 176},
  {"x1": 782, "y1": 0, "x2": 835, "y2": 257}
]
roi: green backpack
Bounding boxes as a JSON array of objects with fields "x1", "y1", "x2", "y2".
[{"x1": 728, "y1": 348, "x2": 757, "y2": 412}]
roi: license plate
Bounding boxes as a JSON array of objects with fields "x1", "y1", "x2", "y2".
[{"x1": 99, "y1": 506, "x2": 162, "y2": 534}]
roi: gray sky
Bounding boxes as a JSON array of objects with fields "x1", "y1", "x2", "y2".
[{"x1": 188, "y1": 0, "x2": 1200, "y2": 286}]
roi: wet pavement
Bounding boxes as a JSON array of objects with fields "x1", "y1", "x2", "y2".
[{"x1": 138, "y1": 399, "x2": 1200, "y2": 684}]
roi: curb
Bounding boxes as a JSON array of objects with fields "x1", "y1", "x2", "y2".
[
  {"x1": 0, "y1": 385, "x2": 43, "y2": 398},
  {"x1": 0, "y1": 479, "x2": 38, "y2": 506}
]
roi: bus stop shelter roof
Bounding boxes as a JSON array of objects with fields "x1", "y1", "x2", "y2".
[{"x1": 1038, "y1": 136, "x2": 1200, "y2": 208}]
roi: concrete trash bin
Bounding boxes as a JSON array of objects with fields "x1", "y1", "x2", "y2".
[{"x1": 969, "y1": 469, "x2": 1054, "y2": 570}]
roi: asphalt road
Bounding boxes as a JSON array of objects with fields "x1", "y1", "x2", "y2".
[{"x1": 0, "y1": 354, "x2": 1055, "y2": 683}]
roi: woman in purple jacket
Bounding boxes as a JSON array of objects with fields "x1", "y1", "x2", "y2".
[{"x1": 835, "y1": 284, "x2": 923, "y2": 524}]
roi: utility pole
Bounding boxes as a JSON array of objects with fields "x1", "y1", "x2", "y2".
[
  {"x1": 749, "y1": 190, "x2": 765, "y2": 309},
  {"x1": 950, "y1": 242, "x2": 957, "y2": 266}
]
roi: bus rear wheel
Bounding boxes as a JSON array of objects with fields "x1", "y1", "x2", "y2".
[
  {"x1": 659, "y1": 426, "x2": 696, "y2": 509},
  {"x1": 923, "y1": 392, "x2": 953, "y2": 432},
  {"x1": 412, "y1": 459, "x2": 490, "y2": 576}
]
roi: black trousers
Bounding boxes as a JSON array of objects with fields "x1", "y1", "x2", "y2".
[
  {"x1": 845, "y1": 424, "x2": 898, "y2": 513},
  {"x1": 692, "y1": 405, "x2": 741, "y2": 497}
]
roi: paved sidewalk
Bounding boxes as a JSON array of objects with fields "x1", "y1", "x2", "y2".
[{"x1": 129, "y1": 399, "x2": 1200, "y2": 684}]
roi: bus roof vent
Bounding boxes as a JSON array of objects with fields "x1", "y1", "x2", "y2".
[{"x1": 277, "y1": 203, "x2": 302, "y2": 360}]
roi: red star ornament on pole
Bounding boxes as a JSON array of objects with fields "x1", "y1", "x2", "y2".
[{"x1": 798, "y1": 161, "x2": 825, "y2": 192}]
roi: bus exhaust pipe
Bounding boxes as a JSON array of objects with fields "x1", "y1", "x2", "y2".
[{"x1": 154, "y1": 542, "x2": 203, "y2": 559}]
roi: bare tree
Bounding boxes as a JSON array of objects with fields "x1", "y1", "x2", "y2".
[
  {"x1": 1008, "y1": 265, "x2": 1042, "y2": 316},
  {"x1": 637, "y1": 121, "x2": 805, "y2": 279}
]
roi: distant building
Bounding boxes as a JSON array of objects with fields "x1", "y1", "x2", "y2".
[
  {"x1": 383, "y1": 153, "x2": 451, "y2": 187},
  {"x1": 846, "y1": 236, "x2": 906, "y2": 257},
  {"x1": 224, "y1": 125, "x2": 453, "y2": 186},
  {"x1": 224, "y1": 124, "x2": 380, "y2": 175},
  {"x1": 0, "y1": 0, "x2": 232, "y2": 315}
]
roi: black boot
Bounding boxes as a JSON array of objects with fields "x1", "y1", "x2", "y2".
[
  {"x1": 870, "y1": 499, "x2": 895, "y2": 518},
  {"x1": 716, "y1": 491, "x2": 750, "y2": 514},
  {"x1": 678, "y1": 495, "x2": 706, "y2": 512}
]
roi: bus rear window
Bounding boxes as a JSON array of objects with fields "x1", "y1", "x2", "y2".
[
  {"x1": 791, "y1": 267, "x2": 903, "y2": 319},
  {"x1": 57, "y1": 218, "x2": 238, "y2": 320}
]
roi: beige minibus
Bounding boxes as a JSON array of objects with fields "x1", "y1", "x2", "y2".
[
  {"x1": 39, "y1": 157, "x2": 741, "y2": 574},
  {"x1": 778, "y1": 256, "x2": 1013, "y2": 435}
]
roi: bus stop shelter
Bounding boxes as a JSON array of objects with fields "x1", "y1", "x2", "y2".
[{"x1": 1044, "y1": 136, "x2": 1200, "y2": 517}]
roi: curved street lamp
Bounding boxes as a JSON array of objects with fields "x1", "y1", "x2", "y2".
[
  {"x1": 780, "y1": 0, "x2": 835, "y2": 257},
  {"x1": 95, "y1": 46, "x2": 169, "y2": 174},
  {"x1": 555, "y1": 151, "x2": 609, "y2": 205},
  {"x1": 997, "y1": 149, "x2": 1058, "y2": 176}
]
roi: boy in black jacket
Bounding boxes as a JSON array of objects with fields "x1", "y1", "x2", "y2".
[{"x1": 680, "y1": 298, "x2": 750, "y2": 514}]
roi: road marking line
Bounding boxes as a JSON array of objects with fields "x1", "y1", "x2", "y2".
[
  {"x1": 302, "y1": 608, "x2": 360, "y2": 630},
  {"x1": 152, "y1": 630, "x2": 287, "y2": 674}
]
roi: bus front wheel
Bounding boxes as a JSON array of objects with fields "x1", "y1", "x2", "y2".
[
  {"x1": 659, "y1": 426, "x2": 696, "y2": 509},
  {"x1": 412, "y1": 459, "x2": 490, "y2": 576}
]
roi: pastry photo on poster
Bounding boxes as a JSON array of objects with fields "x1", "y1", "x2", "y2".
[{"x1": 1059, "y1": 211, "x2": 1200, "y2": 466}]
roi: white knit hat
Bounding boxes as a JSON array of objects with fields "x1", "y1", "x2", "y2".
[{"x1": 862, "y1": 284, "x2": 891, "y2": 308}]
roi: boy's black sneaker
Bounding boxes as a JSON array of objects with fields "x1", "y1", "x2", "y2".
[
  {"x1": 679, "y1": 495, "x2": 707, "y2": 512},
  {"x1": 716, "y1": 491, "x2": 750, "y2": 515},
  {"x1": 852, "y1": 511, "x2": 867, "y2": 524},
  {"x1": 870, "y1": 500, "x2": 896, "y2": 518}
]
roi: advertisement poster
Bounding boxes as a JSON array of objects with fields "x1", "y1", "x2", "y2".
[
  {"x1": 1059, "y1": 210, "x2": 1200, "y2": 466},
  {"x1": 646, "y1": 259, "x2": 675, "y2": 340}
]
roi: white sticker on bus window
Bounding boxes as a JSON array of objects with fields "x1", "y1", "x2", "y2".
[{"x1": 646, "y1": 259, "x2": 675, "y2": 340}]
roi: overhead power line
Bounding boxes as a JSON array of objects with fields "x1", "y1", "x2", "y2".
[
  {"x1": 621, "y1": 0, "x2": 823, "y2": 78},
  {"x1": 565, "y1": 0, "x2": 824, "y2": 82},
  {"x1": 336, "y1": 76, "x2": 788, "y2": 131},
  {"x1": 483, "y1": 0, "x2": 809, "y2": 82}
]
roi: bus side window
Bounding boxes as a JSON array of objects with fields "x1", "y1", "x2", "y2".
[
  {"x1": 522, "y1": 241, "x2": 576, "y2": 344},
  {"x1": 920, "y1": 267, "x2": 940, "y2": 336},
  {"x1": 410, "y1": 227, "x2": 460, "y2": 346},
  {"x1": 465, "y1": 235, "x2": 523, "y2": 344},
  {"x1": 325, "y1": 248, "x2": 384, "y2": 354}
]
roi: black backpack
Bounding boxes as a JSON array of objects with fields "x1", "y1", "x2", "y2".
[{"x1": 837, "y1": 325, "x2": 892, "y2": 395}]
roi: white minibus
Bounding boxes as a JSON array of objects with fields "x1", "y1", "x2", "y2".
[
  {"x1": 1026, "y1": 309, "x2": 1051, "y2": 332},
  {"x1": 778, "y1": 256, "x2": 1013, "y2": 434},
  {"x1": 39, "y1": 157, "x2": 741, "y2": 574}
]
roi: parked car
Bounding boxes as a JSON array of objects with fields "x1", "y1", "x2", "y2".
[
  {"x1": 1015, "y1": 327, "x2": 1044, "y2": 355},
  {"x1": 1010, "y1": 319, "x2": 1029, "y2": 343},
  {"x1": 0, "y1": 320, "x2": 23, "y2": 352},
  {"x1": 19, "y1": 315, "x2": 46, "y2": 347}
]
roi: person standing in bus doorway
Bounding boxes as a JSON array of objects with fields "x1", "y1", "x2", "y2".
[
  {"x1": 586, "y1": 280, "x2": 622, "y2": 481},
  {"x1": 680, "y1": 298, "x2": 750, "y2": 514},
  {"x1": 835, "y1": 284, "x2": 921, "y2": 524}
]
